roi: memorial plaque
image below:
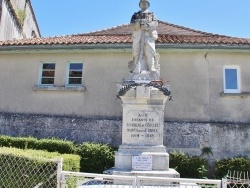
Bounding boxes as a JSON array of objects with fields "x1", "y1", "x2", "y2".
[
  {"x1": 123, "y1": 110, "x2": 163, "y2": 145},
  {"x1": 132, "y1": 156, "x2": 152, "y2": 171}
]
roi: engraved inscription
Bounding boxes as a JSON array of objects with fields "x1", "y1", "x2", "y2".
[
  {"x1": 125, "y1": 111, "x2": 161, "y2": 143},
  {"x1": 132, "y1": 156, "x2": 152, "y2": 171}
]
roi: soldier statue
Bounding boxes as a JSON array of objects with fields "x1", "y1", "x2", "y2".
[{"x1": 130, "y1": 0, "x2": 159, "y2": 74}]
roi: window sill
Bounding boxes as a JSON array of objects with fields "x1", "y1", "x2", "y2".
[
  {"x1": 33, "y1": 86, "x2": 86, "y2": 92},
  {"x1": 220, "y1": 92, "x2": 250, "y2": 98}
]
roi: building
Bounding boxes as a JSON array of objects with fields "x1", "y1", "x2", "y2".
[
  {"x1": 0, "y1": 0, "x2": 40, "y2": 40},
  {"x1": 0, "y1": 20, "x2": 249, "y2": 159}
]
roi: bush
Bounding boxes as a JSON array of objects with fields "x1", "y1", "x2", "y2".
[
  {"x1": 0, "y1": 135, "x2": 75, "y2": 154},
  {"x1": 36, "y1": 138, "x2": 76, "y2": 154},
  {"x1": 0, "y1": 135, "x2": 37, "y2": 149},
  {"x1": 61, "y1": 154, "x2": 81, "y2": 172},
  {"x1": 76, "y1": 142, "x2": 115, "y2": 173},
  {"x1": 169, "y1": 151, "x2": 208, "y2": 178},
  {"x1": 0, "y1": 147, "x2": 80, "y2": 171},
  {"x1": 0, "y1": 135, "x2": 117, "y2": 173},
  {"x1": 0, "y1": 147, "x2": 80, "y2": 188},
  {"x1": 215, "y1": 157, "x2": 250, "y2": 179}
]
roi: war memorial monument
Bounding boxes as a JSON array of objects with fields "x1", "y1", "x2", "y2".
[{"x1": 105, "y1": 0, "x2": 180, "y2": 178}]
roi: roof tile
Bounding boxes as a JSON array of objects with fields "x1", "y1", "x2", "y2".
[{"x1": 1, "y1": 21, "x2": 250, "y2": 47}]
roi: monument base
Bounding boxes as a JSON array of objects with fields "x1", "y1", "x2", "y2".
[
  {"x1": 114, "y1": 145, "x2": 170, "y2": 171},
  {"x1": 110, "y1": 84, "x2": 179, "y2": 183},
  {"x1": 104, "y1": 168, "x2": 180, "y2": 185},
  {"x1": 104, "y1": 168, "x2": 179, "y2": 178}
]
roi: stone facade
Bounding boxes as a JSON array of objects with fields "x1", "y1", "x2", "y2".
[
  {"x1": 0, "y1": 113, "x2": 249, "y2": 160},
  {"x1": 0, "y1": 0, "x2": 2, "y2": 20},
  {"x1": 0, "y1": 50, "x2": 250, "y2": 123},
  {"x1": 0, "y1": 0, "x2": 40, "y2": 40}
]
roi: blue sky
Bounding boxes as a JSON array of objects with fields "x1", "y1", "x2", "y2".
[{"x1": 31, "y1": 0, "x2": 250, "y2": 38}]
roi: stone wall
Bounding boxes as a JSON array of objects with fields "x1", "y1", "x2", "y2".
[
  {"x1": 22, "y1": 0, "x2": 40, "y2": 38},
  {"x1": 0, "y1": 0, "x2": 40, "y2": 40},
  {"x1": 0, "y1": 113, "x2": 249, "y2": 160},
  {"x1": 0, "y1": 0, "x2": 2, "y2": 20},
  {"x1": 0, "y1": 0, "x2": 22, "y2": 40}
]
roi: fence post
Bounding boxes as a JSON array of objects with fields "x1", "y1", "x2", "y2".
[
  {"x1": 57, "y1": 158, "x2": 63, "y2": 188},
  {"x1": 136, "y1": 176, "x2": 140, "y2": 188},
  {"x1": 60, "y1": 173, "x2": 67, "y2": 188},
  {"x1": 217, "y1": 180, "x2": 222, "y2": 188},
  {"x1": 222, "y1": 178, "x2": 227, "y2": 188}
]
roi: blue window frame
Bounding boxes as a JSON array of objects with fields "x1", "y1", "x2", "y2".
[
  {"x1": 66, "y1": 62, "x2": 83, "y2": 86},
  {"x1": 39, "y1": 62, "x2": 55, "y2": 86},
  {"x1": 223, "y1": 66, "x2": 240, "y2": 93}
]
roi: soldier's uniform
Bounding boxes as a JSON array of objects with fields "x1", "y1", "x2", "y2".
[{"x1": 130, "y1": 0, "x2": 158, "y2": 73}]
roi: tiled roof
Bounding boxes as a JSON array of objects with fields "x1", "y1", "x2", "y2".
[
  {"x1": 80, "y1": 21, "x2": 214, "y2": 36},
  {"x1": 1, "y1": 21, "x2": 250, "y2": 47}
]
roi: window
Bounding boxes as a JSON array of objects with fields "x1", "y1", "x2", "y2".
[
  {"x1": 39, "y1": 63, "x2": 55, "y2": 86},
  {"x1": 66, "y1": 62, "x2": 83, "y2": 86},
  {"x1": 31, "y1": 30, "x2": 37, "y2": 38},
  {"x1": 223, "y1": 66, "x2": 240, "y2": 93}
]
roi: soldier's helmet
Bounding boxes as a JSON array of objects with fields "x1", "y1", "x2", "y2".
[{"x1": 139, "y1": 0, "x2": 150, "y2": 7}]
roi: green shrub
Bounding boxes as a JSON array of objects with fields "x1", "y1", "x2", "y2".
[
  {"x1": 215, "y1": 157, "x2": 250, "y2": 179},
  {"x1": 76, "y1": 142, "x2": 115, "y2": 173},
  {"x1": 17, "y1": 9, "x2": 26, "y2": 25},
  {"x1": 0, "y1": 135, "x2": 117, "y2": 173},
  {"x1": 36, "y1": 138, "x2": 76, "y2": 154},
  {"x1": 0, "y1": 135, "x2": 37, "y2": 149},
  {"x1": 61, "y1": 154, "x2": 81, "y2": 172},
  {"x1": 169, "y1": 151, "x2": 208, "y2": 178},
  {"x1": 0, "y1": 147, "x2": 80, "y2": 188},
  {"x1": 0, "y1": 147, "x2": 80, "y2": 171},
  {"x1": 0, "y1": 135, "x2": 75, "y2": 154},
  {"x1": 0, "y1": 135, "x2": 12, "y2": 146},
  {"x1": 0, "y1": 154, "x2": 57, "y2": 188}
]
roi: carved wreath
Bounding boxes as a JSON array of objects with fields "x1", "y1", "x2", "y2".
[{"x1": 117, "y1": 82, "x2": 172, "y2": 101}]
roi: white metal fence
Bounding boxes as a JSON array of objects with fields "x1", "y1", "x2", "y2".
[
  {"x1": 1, "y1": 151, "x2": 249, "y2": 188},
  {"x1": 222, "y1": 171, "x2": 250, "y2": 188},
  {"x1": 0, "y1": 152, "x2": 61, "y2": 188},
  {"x1": 137, "y1": 176, "x2": 221, "y2": 188},
  {"x1": 60, "y1": 171, "x2": 136, "y2": 188},
  {"x1": 59, "y1": 171, "x2": 222, "y2": 188},
  {"x1": 59, "y1": 171, "x2": 250, "y2": 188}
]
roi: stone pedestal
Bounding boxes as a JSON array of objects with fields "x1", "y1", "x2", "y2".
[{"x1": 104, "y1": 86, "x2": 179, "y2": 178}]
